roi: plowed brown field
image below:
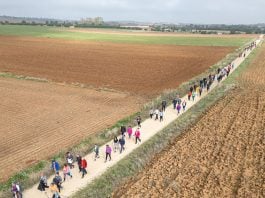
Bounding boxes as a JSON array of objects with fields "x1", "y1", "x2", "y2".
[
  {"x1": 0, "y1": 77, "x2": 143, "y2": 182},
  {"x1": 113, "y1": 45, "x2": 265, "y2": 197},
  {"x1": 0, "y1": 36, "x2": 235, "y2": 97}
]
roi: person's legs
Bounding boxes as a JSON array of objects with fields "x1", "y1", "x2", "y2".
[
  {"x1": 68, "y1": 172, "x2": 72, "y2": 179},
  {"x1": 82, "y1": 168, "x2": 87, "y2": 178},
  {"x1": 82, "y1": 168, "x2": 84, "y2": 178},
  {"x1": 57, "y1": 184, "x2": 61, "y2": 192}
]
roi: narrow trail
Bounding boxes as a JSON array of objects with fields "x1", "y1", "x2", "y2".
[{"x1": 23, "y1": 37, "x2": 263, "y2": 198}]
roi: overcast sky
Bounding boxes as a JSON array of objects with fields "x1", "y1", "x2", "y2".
[{"x1": 0, "y1": 0, "x2": 264, "y2": 24}]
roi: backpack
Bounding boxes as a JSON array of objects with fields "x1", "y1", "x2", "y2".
[
  {"x1": 82, "y1": 159, "x2": 87, "y2": 168},
  {"x1": 53, "y1": 176, "x2": 61, "y2": 184}
]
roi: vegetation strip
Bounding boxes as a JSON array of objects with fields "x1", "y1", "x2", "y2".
[{"x1": 0, "y1": 25, "x2": 252, "y2": 46}]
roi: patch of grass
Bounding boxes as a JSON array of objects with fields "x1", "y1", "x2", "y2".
[
  {"x1": 0, "y1": 161, "x2": 46, "y2": 191},
  {"x1": 71, "y1": 44, "x2": 262, "y2": 198},
  {"x1": 0, "y1": 72, "x2": 48, "y2": 83},
  {"x1": 0, "y1": 25, "x2": 252, "y2": 46}
]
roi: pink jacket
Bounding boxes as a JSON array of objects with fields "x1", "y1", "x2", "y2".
[
  {"x1": 106, "y1": 146, "x2": 112, "y2": 154},
  {"x1": 127, "y1": 127, "x2": 132, "y2": 135},
  {"x1": 135, "y1": 130, "x2": 140, "y2": 138},
  {"x1": 63, "y1": 166, "x2": 70, "y2": 174}
]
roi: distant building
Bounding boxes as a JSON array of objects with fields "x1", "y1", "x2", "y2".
[
  {"x1": 120, "y1": 25, "x2": 151, "y2": 31},
  {"x1": 79, "y1": 17, "x2": 104, "y2": 25}
]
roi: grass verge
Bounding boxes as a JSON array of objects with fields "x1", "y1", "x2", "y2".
[
  {"x1": 0, "y1": 39, "x2": 257, "y2": 197},
  {"x1": 71, "y1": 43, "x2": 262, "y2": 198},
  {"x1": 0, "y1": 25, "x2": 253, "y2": 47}
]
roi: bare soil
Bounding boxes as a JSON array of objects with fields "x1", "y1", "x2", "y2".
[
  {"x1": 0, "y1": 36, "x2": 235, "y2": 97},
  {"x1": 113, "y1": 45, "x2": 265, "y2": 197},
  {"x1": 0, "y1": 77, "x2": 143, "y2": 182}
]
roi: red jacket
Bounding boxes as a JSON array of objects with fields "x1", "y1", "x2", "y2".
[{"x1": 81, "y1": 159, "x2": 87, "y2": 169}]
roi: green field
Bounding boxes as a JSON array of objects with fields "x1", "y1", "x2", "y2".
[{"x1": 0, "y1": 25, "x2": 253, "y2": 47}]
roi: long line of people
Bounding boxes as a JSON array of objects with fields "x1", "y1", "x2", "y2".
[
  {"x1": 12, "y1": 42, "x2": 257, "y2": 198},
  {"x1": 35, "y1": 122, "x2": 143, "y2": 198}
]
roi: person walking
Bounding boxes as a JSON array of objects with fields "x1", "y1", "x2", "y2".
[
  {"x1": 11, "y1": 182, "x2": 22, "y2": 198},
  {"x1": 207, "y1": 83, "x2": 210, "y2": 92},
  {"x1": 52, "y1": 173, "x2": 62, "y2": 193},
  {"x1": 105, "y1": 145, "x2": 112, "y2": 162},
  {"x1": 119, "y1": 137, "x2": 125, "y2": 153},
  {"x1": 176, "y1": 103, "x2": 181, "y2": 114},
  {"x1": 120, "y1": 125, "x2": 126, "y2": 136},
  {"x1": 66, "y1": 152, "x2": 74, "y2": 169},
  {"x1": 113, "y1": 136, "x2": 119, "y2": 152},
  {"x1": 15, "y1": 182, "x2": 22, "y2": 198},
  {"x1": 154, "y1": 108, "x2": 159, "y2": 120},
  {"x1": 162, "y1": 100, "x2": 167, "y2": 112},
  {"x1": 177, "y1": 96, "x2": 182, "y2": 105},
  {"x1": 192, "y1": 91, "x2": 196, "y2": 101},
  {"x1": 188, "y1": 91, "x2": 192, "y2": 101},
  {"x1": 94, "y1": 144, "x2": 100, "y2": 161},
  {"x1": 190, "y1": 86, "x2": 193, "y2": 93},
  {"x1": 136, "y1": 116, "x2": 141, "y2": 127},
  {"x1": 81, "y1": 158, "x2": 87, "y2": 178},
  {"x1": 51, "y1": 159, "x2": 60, "y2": 174},
  {"x1": 196, "y1": 86, "x2": 200, "y2": 95},
  {"x1": 63, "y1": 163, "x2": 72, "y2": 181},
  {"x1": 76, "y1": 154, "x2": 82, "y2": 172},
  {"x1": 199, "y1": 86, "x2": 203, "y2": 96},
  {"x1": 11, "y1": 183, "x2": 17, "y2": 198},
  {"x1": 149, "y1": 108, "x2": 154, "y2": 119},
  {"x1": 172, "y1": 98, "x2": 177, "y2": 109},
  {"x1": 182, "y1": 100, "x2": 187, "y2": 111},
  {"x1": 127, "y1": 125, "x2": 133, "y2": 139},
  {"x1": 37, "y1": 173, "x2": 49, "y2": 192},
  {"x1": 50, "y1": 182, "x2": 61, "y2": 198},
  {"x1": 159, "y1": 109, "x2": 164, "y2": 122},
  {"x1": 134, "y1": 128, "x2": 141, "y2": 144}
]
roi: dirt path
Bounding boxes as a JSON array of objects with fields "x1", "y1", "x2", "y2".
[{"x1": 23, "y1": 38, "x2": 262, "y2": 198}]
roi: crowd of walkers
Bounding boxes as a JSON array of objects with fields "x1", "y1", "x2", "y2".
[
  {"x1": 11, "y1": 41, "x2": 257, "y2": 198},
  {"x1": 32, "y1": 121, "x2": 143, "y2": 198}
]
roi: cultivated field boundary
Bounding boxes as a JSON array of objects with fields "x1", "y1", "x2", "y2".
[
  {"x1": 0, "y1": 38, "x2": 258, "y2": 197},
  {"x1": 19, "y1": 38, "x2": 263, "y2": 198}
]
